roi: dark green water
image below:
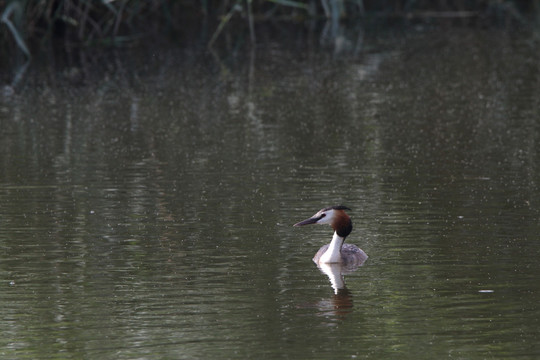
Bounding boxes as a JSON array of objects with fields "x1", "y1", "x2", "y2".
[{"x1": 1, "y1": 29, "x2": 539, "y2": 359}]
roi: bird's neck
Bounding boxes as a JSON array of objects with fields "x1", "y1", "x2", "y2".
[{"x1": 319, "y1": 231, "x2": 345, "y2": 263}]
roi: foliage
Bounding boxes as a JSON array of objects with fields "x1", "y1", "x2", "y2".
[{"x1": 0, "y1": 0, "x2": 535, "y2": 56}]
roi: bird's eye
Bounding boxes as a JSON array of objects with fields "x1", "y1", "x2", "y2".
[{"x1": 320, "y1": 213, "x2": 326, "y2": 218}]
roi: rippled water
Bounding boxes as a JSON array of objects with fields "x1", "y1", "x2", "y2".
[{"x1": 1, "y1": 29, "x2": 540, "y2": 359}]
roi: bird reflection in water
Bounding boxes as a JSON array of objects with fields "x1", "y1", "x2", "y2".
[{"x1": 314, "y1": 257, "x2": 367, "y2": 317}]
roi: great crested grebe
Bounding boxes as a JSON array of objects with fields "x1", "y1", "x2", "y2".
[{"x1": 293, "y1": 205, "x2": 367, "y2": 267}]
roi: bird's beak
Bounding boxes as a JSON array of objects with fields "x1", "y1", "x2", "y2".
[{"x1": 293, "y1": 216, "x2": 320, "y2": 227}]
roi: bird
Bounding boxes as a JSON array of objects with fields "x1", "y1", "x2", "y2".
[{"x1": 293, "y1": 205, "x2": 367, "y2": 267}]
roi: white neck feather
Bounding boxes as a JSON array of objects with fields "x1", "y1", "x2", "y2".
[{"x1": 319, "y1": 231, "x2": 344, "y2": 263}]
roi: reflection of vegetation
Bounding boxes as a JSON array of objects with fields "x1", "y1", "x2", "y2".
[
  {"x1": 1, "y1": 1, "x2": 30, "y2": 58},
  {"x1": 0, "y1": 0, "x2": 535, "y2": 55}
]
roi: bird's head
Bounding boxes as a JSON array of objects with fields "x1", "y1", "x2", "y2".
[{"x1": 293, "y1": 205, "x2": 352, "y2": 238}]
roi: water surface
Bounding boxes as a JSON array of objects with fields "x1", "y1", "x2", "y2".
[{"x1": 1, "y1": 28, "x2": 539, "y2": 359}]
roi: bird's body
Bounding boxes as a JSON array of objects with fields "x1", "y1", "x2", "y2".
[
  {"x1": 314, "y1": 242, "x2": 367, "y2": 267},
  {"x1": 294, "y1": 205, "x2": 367, "y2": 266}
]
